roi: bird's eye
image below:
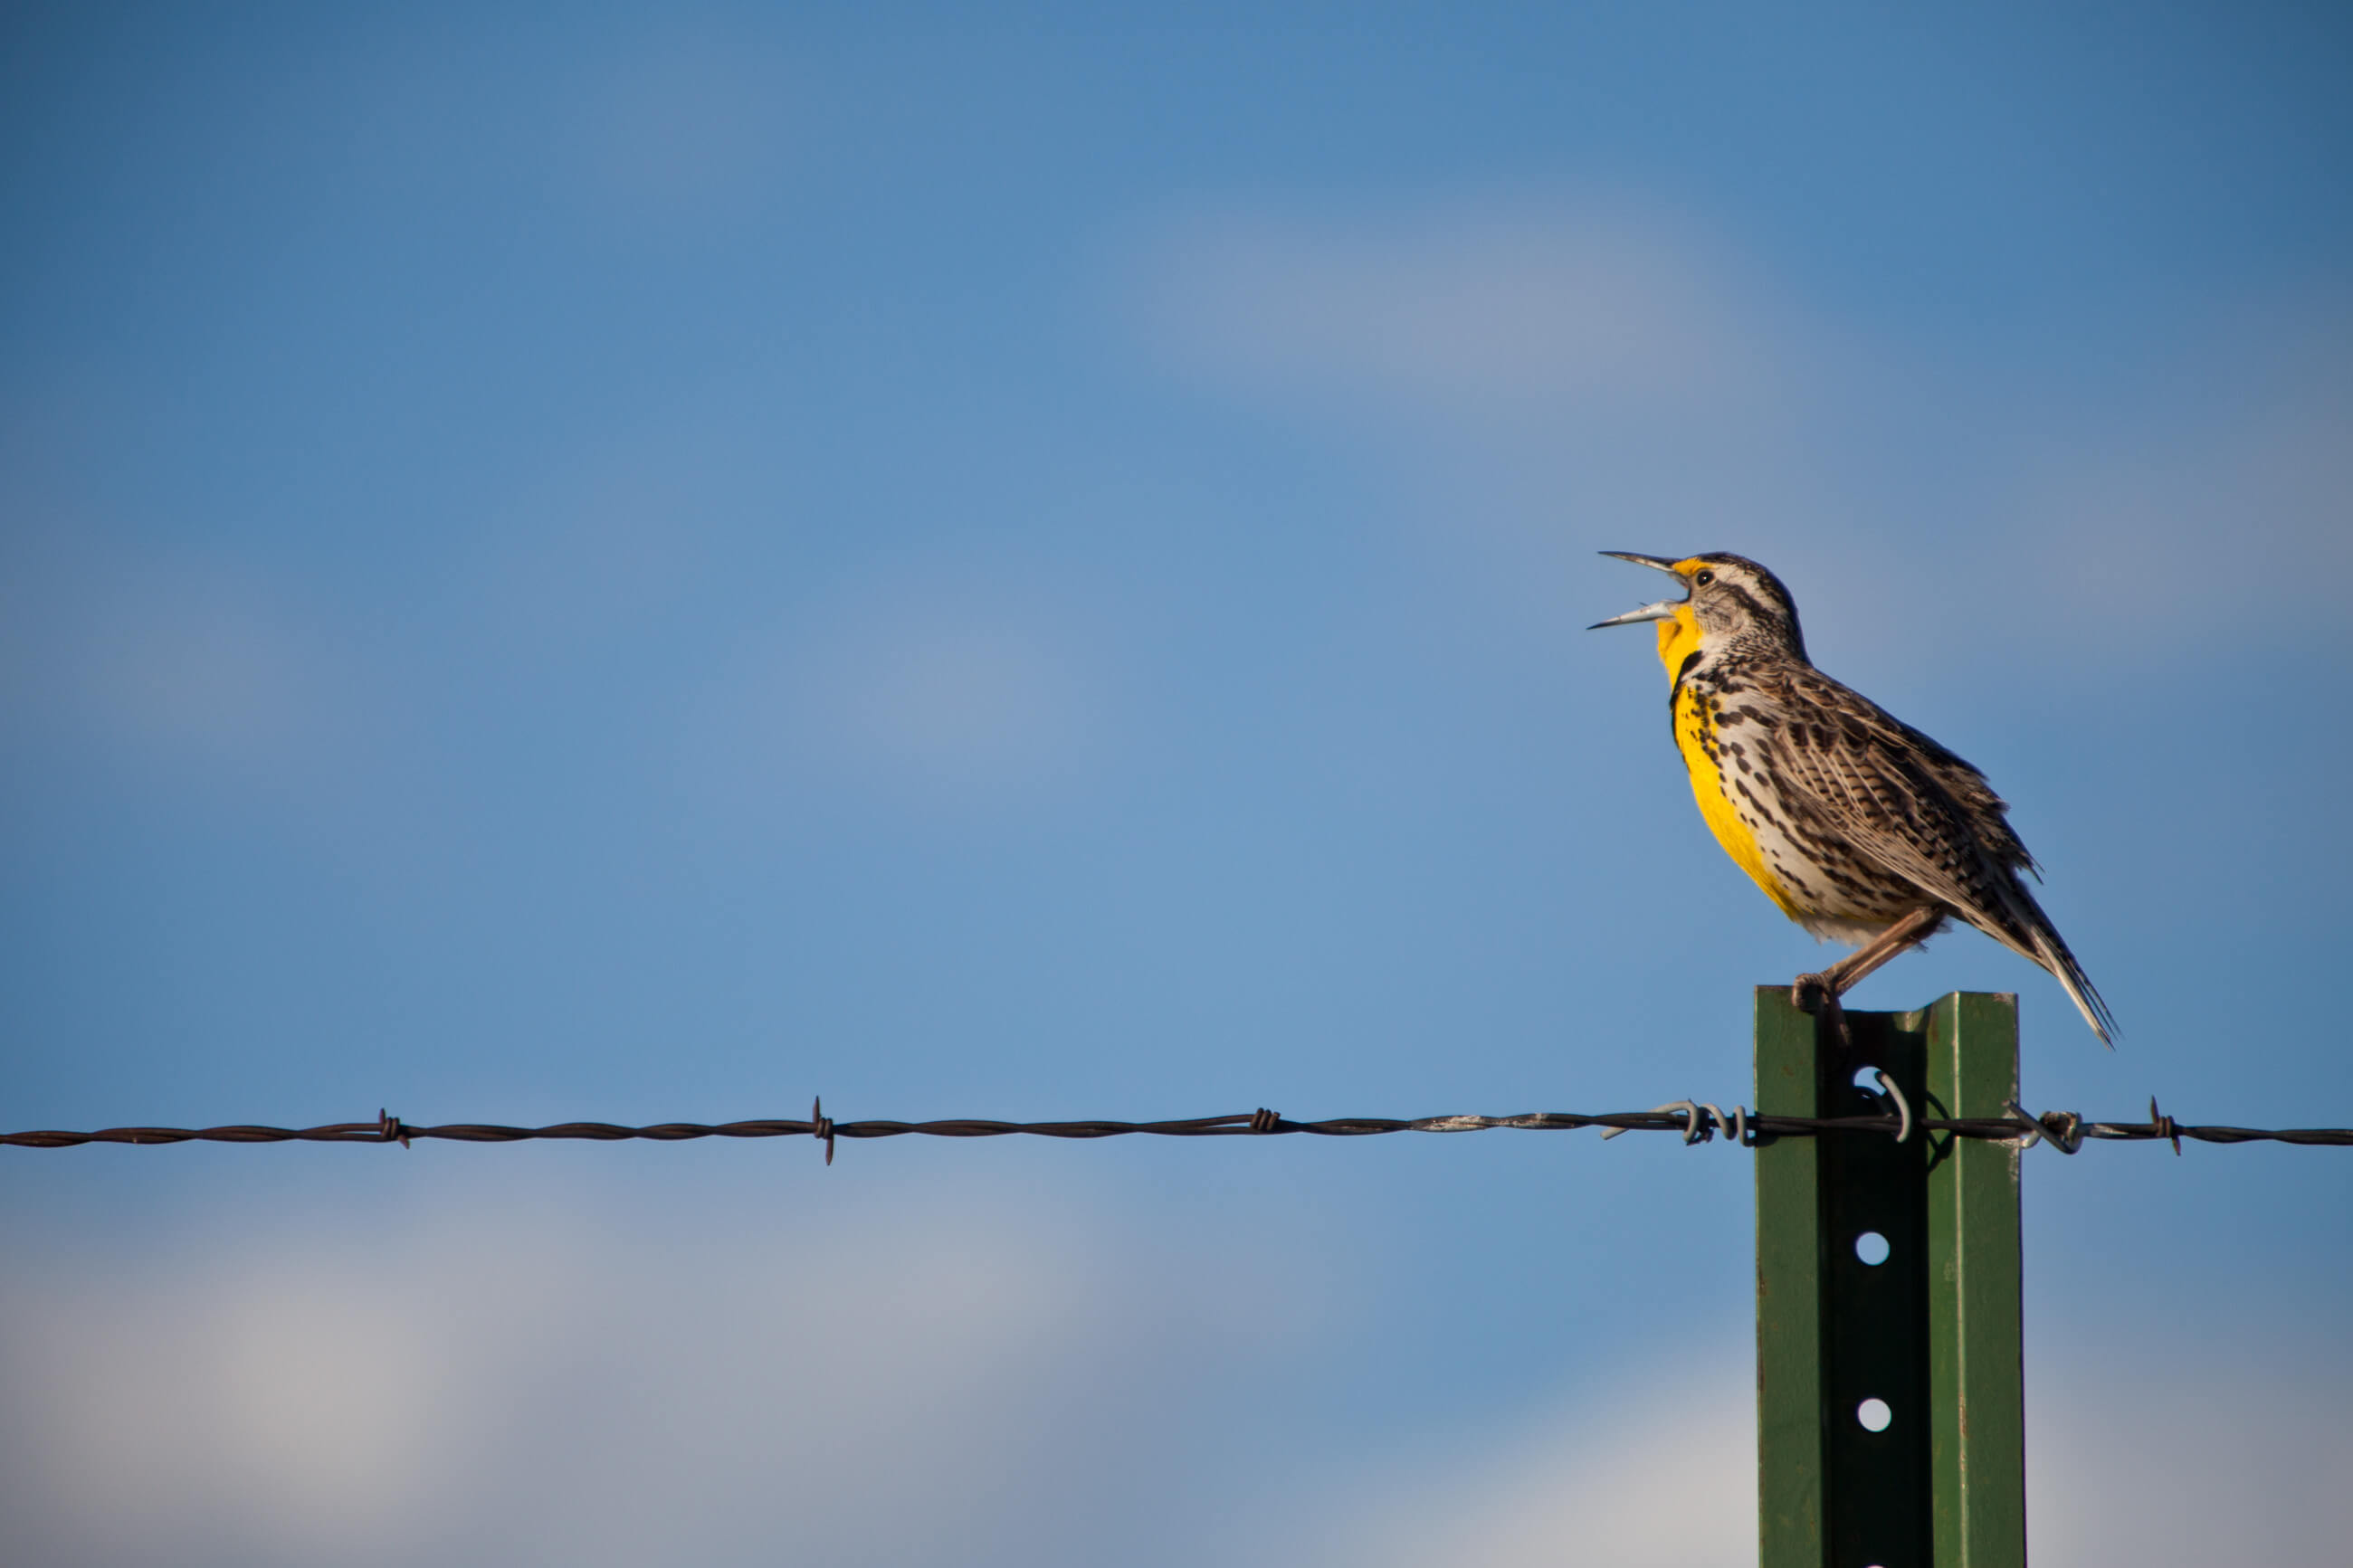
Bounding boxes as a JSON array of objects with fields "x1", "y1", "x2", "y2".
[{"x1": 1693, "y1": 569, "x2": 1715, "y2": 586}]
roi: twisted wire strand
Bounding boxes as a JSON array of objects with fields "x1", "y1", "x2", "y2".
[{"x1": 4, "y1": 1107, "x2": 2347, "y2": 1152}]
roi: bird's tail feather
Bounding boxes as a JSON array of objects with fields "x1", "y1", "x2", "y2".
[{"x1": 2028, "y1": 925, "x2": 2116, "y2": 1048}]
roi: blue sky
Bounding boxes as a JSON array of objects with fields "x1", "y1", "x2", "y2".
[{"x1": 4, "y1": 5, "x2": 2349, "y2": 1563}]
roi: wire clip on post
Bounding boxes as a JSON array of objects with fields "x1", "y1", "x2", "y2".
[
  {"x1": 1598, "y1": 1100, "x2": 1748, "y2": 1144},
  {"x1": 2004, "y1": 1100, "x2": 2083, "y2": 1155},
  {"x1": 1870, "y1": 1070, "x2": 1912, "y2": 1144}
]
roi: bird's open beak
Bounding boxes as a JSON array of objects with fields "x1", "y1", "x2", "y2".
[
  {"x1": 1588, "y1": 599, "x2": 1681, "y2": 629},
  {"x1": 1587, "y1": 551, "x2": 1690, "y2": 630}
]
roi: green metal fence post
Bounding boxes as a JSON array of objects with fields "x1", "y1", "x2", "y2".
[
  {"x1": 1755, "y1": 987, "x2": 2026, "y2": 1568},
  {"x1": 1923, "y1": 993, "x2": 2027, "y2": 1565}
]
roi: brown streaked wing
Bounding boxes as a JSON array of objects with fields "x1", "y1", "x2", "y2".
[{"x1": 1747, "y1": 669, "x2": 2044, "y2": 957}]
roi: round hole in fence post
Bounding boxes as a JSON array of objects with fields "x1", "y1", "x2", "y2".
[
  {"x1": 1853, "y1": 1231, "x2": 1891, "y2": 1266},
  {"x1": 1855, "y1": 1398, "x2": 1892, "y2": 1432}
]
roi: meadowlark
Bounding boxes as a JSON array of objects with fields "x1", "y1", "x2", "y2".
[{"x1": 1592, "y1": 552, "x2": 2114, "y2": 1043}]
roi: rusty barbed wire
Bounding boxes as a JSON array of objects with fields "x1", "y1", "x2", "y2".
[{"x1": 4, "y1": 1100, "x2": 2347, "y2": 1155}]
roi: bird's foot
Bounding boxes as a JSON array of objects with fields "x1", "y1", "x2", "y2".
[{"x1": 1793, "y1": 971, "x2": 1853, "y2": 1056}]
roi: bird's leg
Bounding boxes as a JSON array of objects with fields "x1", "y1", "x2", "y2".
[
  {"x1": 1817, "y1": 906, "x2": 1948, "y2": 995},
  {"x1": 1793, "y1": 907, "x2": 1948, "y2": 1059}
]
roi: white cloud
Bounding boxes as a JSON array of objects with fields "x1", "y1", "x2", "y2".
[
  {"x1": 5, "y1": 1196, "x2": 2346, "y2": 1568},
  {"x1": 0, "y1": 1180, "x2": 1320, "y2": 1566},
  {"x1": 2027, "y1": 1329, "x2": 2353, "y2": 1565},
  {"x1": 1288, "y1": 1356, "x2": 1757, "y2": 1568},
  {"x1": 1282, "y1": 1332, "x2": 2353, "y2": 1568}
]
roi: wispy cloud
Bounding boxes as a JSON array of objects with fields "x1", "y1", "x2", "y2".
[
  {"x1": 8, "y1": 1186, "x2": 2340, "y2": 1568},
  {"x1": 1281, "y1": 1329, "x2": 2353, "y2": 1568},
  {"x1": 1119, "y1": 194, "x2": 1876, "y2": 663},
  {"x1": 0, "y1": 540, "x2": 345, "y2": 784},
  {"x1": 1288, "y1": 1355, "x2": 1756, "y2": 1568},
  {"x1": 0, "y1": 1179, "x2": 1325, "y2": 1566},
  {"x1": 1130, "y1": 195, "x2": 1808, "y2": 435},
  {"x1": 679, "y1": 561, "x2": 1112, "y2": 821},
  {"x1": 1119, "y1": 195, "x2": 2353, "y2": 671},
  {"x1": 1999, "y1": 299, "x2": 2353, "y2": 652},
  {"x1": 2026, "y1": 1326, "x2": 2353, "y2": 1564}
]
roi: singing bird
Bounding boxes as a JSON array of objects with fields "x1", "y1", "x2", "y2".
[{"x1": 1592, "y1": 552, "x2": 2113, "y2": 1042}]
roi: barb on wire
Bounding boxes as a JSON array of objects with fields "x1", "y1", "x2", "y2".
[{"x1": 5, "y1": 1103, "x2": 2348, "y2": 1156}]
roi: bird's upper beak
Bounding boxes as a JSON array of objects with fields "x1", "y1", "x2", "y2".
[{"x1": 1587, "y1": 551, "x2": 1690, "y2": 630}]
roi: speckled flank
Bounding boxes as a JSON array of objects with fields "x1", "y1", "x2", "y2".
[{"x1": 1664, "y1": 626, "x2": 1803, "y2": 921}]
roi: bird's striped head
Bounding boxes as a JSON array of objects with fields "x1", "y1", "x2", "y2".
[{"x1": 1588, "y1": 552, "x2": 1809, "y2": 677}]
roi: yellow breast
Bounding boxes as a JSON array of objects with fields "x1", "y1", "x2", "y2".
[{"x1": 1655, "y1": 612, "x2": 1801, "y2": 917}]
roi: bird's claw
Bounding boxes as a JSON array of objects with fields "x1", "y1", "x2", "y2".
[{"x1": 1792, "y1": 971, "x2": 1853, "y2": 1056}]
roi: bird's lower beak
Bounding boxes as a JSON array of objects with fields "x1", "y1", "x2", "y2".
[
  {"x1": 1589, "y1": 551, "x2": 1690, "y2": 630},
  {"x1": 1588, "y1": 598, "x2": 1681, "y2": 630}
]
